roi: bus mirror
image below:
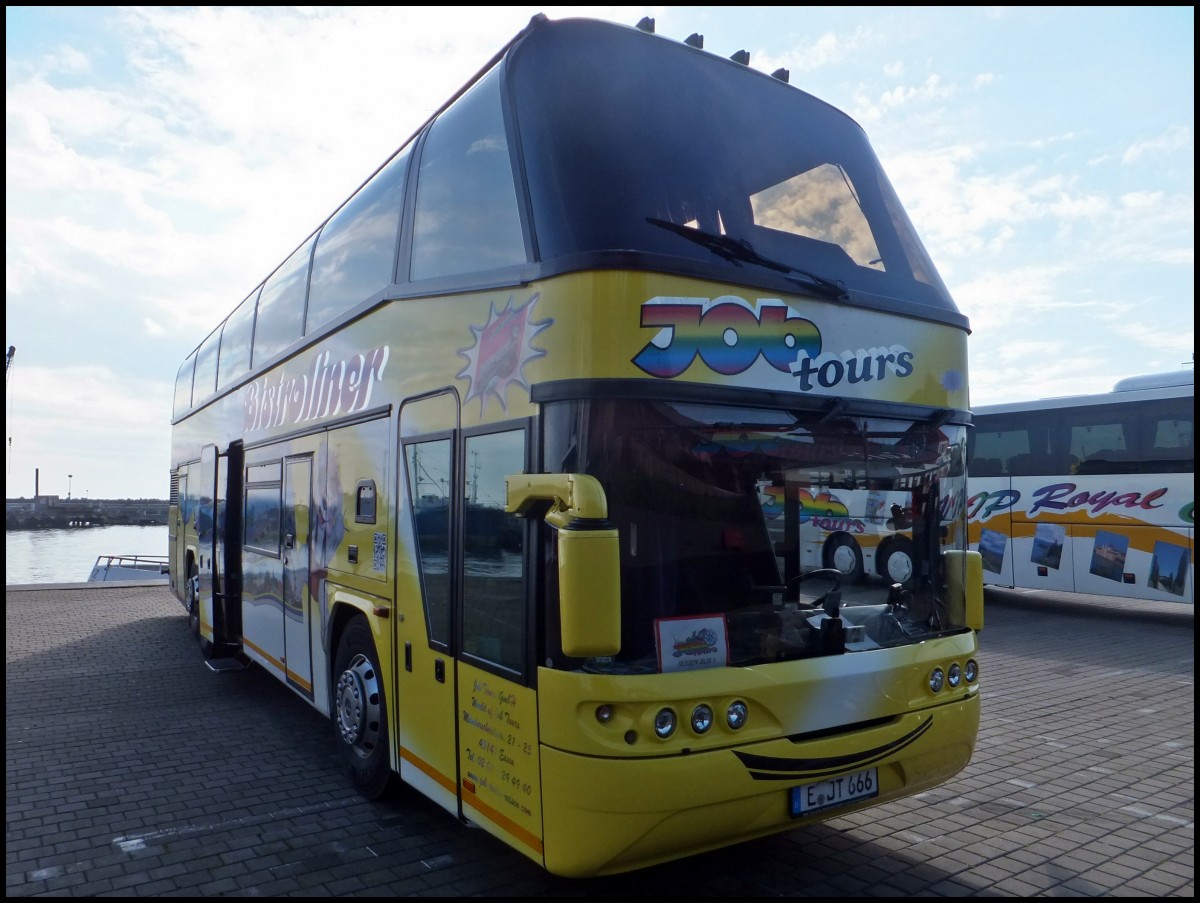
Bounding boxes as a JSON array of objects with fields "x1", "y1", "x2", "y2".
[
  {"x1": 557, "y1": 526, "x2": 622, "y2": 657},
  {"x1": 505, "y1": 473, "x2": 622, "y2": 658},
  {"x1": 943, "y1": 550, "x2": 984, "y2": 631}
]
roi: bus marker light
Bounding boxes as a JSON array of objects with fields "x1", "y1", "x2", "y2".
[
  {"x1": 727, "y1": 700, "x2": 748, "y2": 730},
  {"x1": 595, "y1": 704, "x2": 614, "y2": 724},
  {"x1": 929, "y1": 668, "x2": 945, "y2": 693}
]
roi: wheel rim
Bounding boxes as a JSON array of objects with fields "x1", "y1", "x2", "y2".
[
  {"x1": 831, "y1": 543, "x2": 858, "y2": 574},
  {"x1": 336, "y1": 653, "x2": 382, "y2": 755},
  {"x1": 886, "y1": 549, "x2": 913, "y2": 583}
]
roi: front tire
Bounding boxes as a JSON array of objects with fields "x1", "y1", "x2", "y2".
[{"x1": 333, "y1": 616, "x2": 391, "y2": 799}]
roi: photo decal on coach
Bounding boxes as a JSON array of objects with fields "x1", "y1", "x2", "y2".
[
  {"x1": 1089, "y1": 529, "x2": 1132, "y2": 583},
  {"x1": 1149, "y1": 541, "x2": 1190, "y2": 596},
  {"x1": 977, "y1": 528, "x2": 1008, "y2": 574}
]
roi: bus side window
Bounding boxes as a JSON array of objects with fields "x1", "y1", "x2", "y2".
[
  {"x1": 217, "y1": 289, "x2": 258, "y2": 391},
  {"x1": 409, "y1": 67, "x2": 526, "y2": 281},
  {"x1": 1077, "y1": 449, "x2": 1128, "y2": 475},
  {"x1": 253, "y1": 235, "x2": 315, "y2": 368},
  {"x1": 1008, "y1": 452, "x2": 1079, "y2": 476},
  {"x1": 173, "y1": 356, "x2": 196, "y2": 418},
  {"x1": 461, "y1": 429, "x2": 526, "y2": 675},
  {"x1": 406, "y1": 437, "x2": 453, "y2": 649},
  {"x1": 192, "y1": 327, "x2": 221, "y2": 407},
  {"x1": 306, "y1": 146, "x2": 410, "y2": 335},
  {"x1": 969, "y1": 458, "x2": 1002, "y2": 476}
]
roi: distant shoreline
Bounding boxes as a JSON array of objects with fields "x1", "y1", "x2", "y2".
[{"x1": 5, "y1": 498, "x2": 169, "y2": 531}]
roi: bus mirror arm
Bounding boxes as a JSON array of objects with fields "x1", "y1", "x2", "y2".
[
  {"x1": 505, "y1": 473, "x2": 622, "y2": 658},
  {"x1": 505, "y1": 472, "x2": 608, "y2": 527}
]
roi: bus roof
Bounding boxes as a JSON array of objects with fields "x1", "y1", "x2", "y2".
[
  {"x1": 973, "y1": 370, "x2": 1194, "y2": 417},
  {"x1": 1112, "y1": 370, "x2": 1194, "y2": 392}
]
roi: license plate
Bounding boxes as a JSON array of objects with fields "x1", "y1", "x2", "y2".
[{"x1": 790, "y1": 767, "x2": 878, "y2": 817}]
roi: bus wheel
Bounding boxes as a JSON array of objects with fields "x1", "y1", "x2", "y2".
[
  {"x1": 825, "y1": 535, "x2": 865, "y2": 583},
  {"x1": 878, "y1": 537, "x2": 915, "y2": 587},
  {"x1": 334, "y1": 617, "x2": 391, "y2": 799}
]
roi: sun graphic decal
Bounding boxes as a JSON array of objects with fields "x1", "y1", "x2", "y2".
[{"x1": 457, "y1": 293, "x2": 551, "y2": 414}]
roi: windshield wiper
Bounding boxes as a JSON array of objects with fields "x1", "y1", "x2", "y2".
[{"x1": 647, "y1": 217, "x2": 849, "y2": 301}]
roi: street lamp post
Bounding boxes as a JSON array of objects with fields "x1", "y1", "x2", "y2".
[{"x1": 68, "y1": 474, "x2": 73, "y2": 500}]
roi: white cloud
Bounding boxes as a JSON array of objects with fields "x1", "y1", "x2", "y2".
[{"x1": 1122, "y1": 125, "x2": 1193, "y2": 163}]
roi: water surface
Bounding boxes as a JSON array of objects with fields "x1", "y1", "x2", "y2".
[{"x1": 6, "y1": 524, "x2": 169, "y2": 585}]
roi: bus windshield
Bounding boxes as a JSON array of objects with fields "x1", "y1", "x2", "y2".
[
  {"x1": 543, "y1": 397, "x2": 970, "y2": 672},
  {"x1": 512, "y1": 19, "x2": 955, "y2": 317}
]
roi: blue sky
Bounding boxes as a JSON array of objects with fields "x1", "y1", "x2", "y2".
[{"x1": 5, "y1": 6, "x2": 1194, "y2": 500}]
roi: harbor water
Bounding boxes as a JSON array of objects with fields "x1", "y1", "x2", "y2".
[{"x1": 5, "y1": 524, "x2": 169, "y2": 586}]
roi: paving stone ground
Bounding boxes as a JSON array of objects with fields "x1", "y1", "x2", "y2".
[{"x1": 5, "y1": 582, "x2": 1193, "y2": 897}]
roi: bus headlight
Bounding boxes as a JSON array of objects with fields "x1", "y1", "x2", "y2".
[
  {"x1": 965, "y1": 659, "x2": 979, "y2": 683},
  {"x1": 690, "y1": 704, "x2": 714, "y2": 734},
  {"x1": 726, "y1": 700, "x2": 748, "y2": 730},
  {"x1": 654, "y1": 708, "x2": 677, "y2": 739},
  {"x1": 929, "y1": 668, "x2": 945, "y2": 693}
]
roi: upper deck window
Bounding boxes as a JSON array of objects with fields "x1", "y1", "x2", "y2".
[
  {"x1": 307, "y1": 147, "x2": 410, "y2": 335},
  {"x1": 217, "y1": 289, "x2": 258, "y2": 391},
  {"x1": 192, "y1": 327, "x2": 221, "y2": 406},
  {"x1": 253, "y1": 236, "x2": 315, "y2": 367},
  {"x1": 410, "y1": 68, "x2": 526, "y2": 281},
  {"x1": 509, "y1": 19, "x2": 956, "y2": 315},
  {"x1": 173, "y1": 357, "x2": 195, "y2": 417}
]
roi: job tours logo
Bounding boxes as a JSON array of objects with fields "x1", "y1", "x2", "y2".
[{"x1": 630, "y1": 295, "x2": 914, "y2": 390}]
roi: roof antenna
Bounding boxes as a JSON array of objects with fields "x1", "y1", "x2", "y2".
[
  {"x1": 731, "y1": 49, "x2": 750, "y2": 65},
  {"x1": 771, "y1": 68, "x2": 790, "y2": 83},
  {"x1": 636, "y1": 17, "x2": 655, "y2": 33},
  {"x1": 685, "y1": 33, "x2": 704, "y2": 48}
]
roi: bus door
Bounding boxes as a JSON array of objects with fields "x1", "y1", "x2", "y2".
[
  {"x1": 282, "y1": 456, "x2": 315, "y2": 696},
  {"x1": 452, "y1": 427, "x2": 541, "y2": 856},
  {"x1": 399, "y1": 405, "x2": 540, "y2": 848},
  {"x1": 241, "y1": 453, "x2": 315, "y2": 698},
  {"x1": 398, "y1": 395, "x2": 461, "y2": 816},
  {"x1": 196, "y1": 445, "x2": 218, "y2": 643},
  {"x1": 217, "y1": 442, "x2": 245, "y2": 646},
  {"x1": 173, "y1": 469, "x2": 189, "y2": 597}
]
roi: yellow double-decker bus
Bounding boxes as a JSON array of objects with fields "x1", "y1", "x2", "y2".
[{"x1": 167, "y1": 14, "x2": 984, "y2": 878}]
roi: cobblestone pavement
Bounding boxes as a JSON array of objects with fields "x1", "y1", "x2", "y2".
[{"x1": 5, "y1": 582, "x2": 1193, "y2": 897}]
